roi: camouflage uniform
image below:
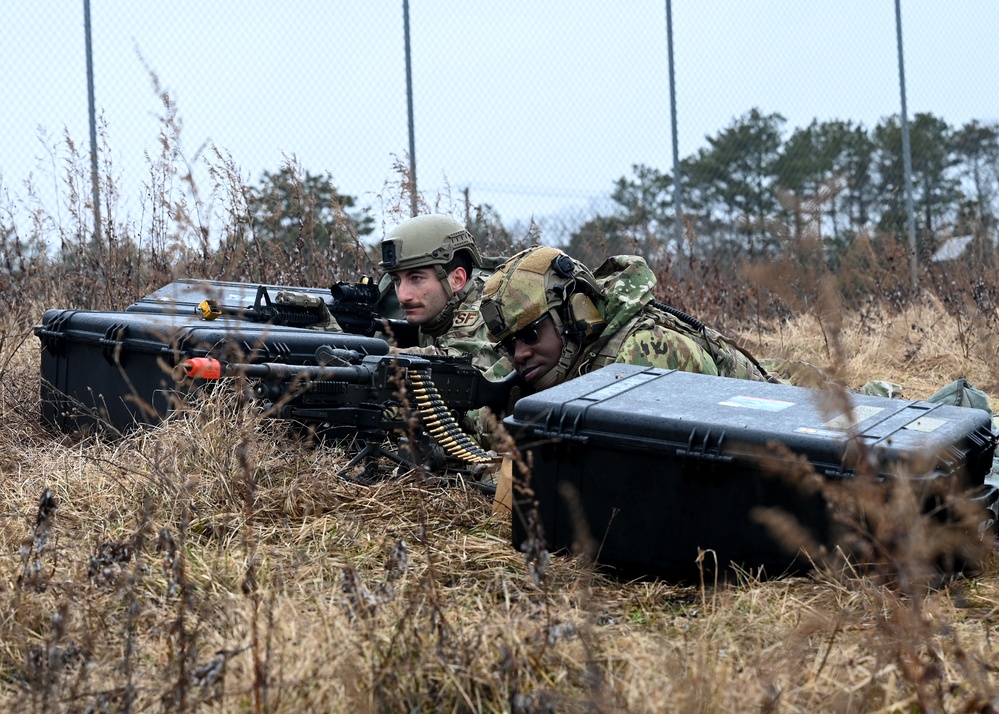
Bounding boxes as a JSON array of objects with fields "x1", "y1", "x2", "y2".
[
  {"x1": 572, "y1": 255, "x2": 769, "y2": 381},
  {"x1": 380, "y1": 215, "x2": 513, "y2": 381},
  {"x1": 480, "y1": 246, "x2": 770, "y2": 387}
]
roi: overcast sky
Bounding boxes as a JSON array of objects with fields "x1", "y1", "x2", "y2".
[{"x1": 3, "y1": 2, "x2": 997, "y2": 239}]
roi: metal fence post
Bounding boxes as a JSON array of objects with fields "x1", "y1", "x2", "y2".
[
  {"x1": 84, "y1": 0, "x2": 102, "y2": 243},
  {"x1": 895, "y1": 0, "x2": 919, "y2": 292},
  {"x1": 403, "y1": 0, "x2": 418, "y2": 218},
  {"x1": 666, "y1": 0, "x2": 684, "y2": 260}
]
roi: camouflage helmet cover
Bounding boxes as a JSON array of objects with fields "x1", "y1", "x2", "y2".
[
  {"x1": 480, "y1": 245, "x2": 599, "y2": 342},
  {"x1": 379, "y1": 214, "x2": 483, "y2": 273}
]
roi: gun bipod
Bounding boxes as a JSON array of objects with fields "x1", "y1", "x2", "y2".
[{"x1": 338, "y1": 432, "x2": 417, "y2": 483}]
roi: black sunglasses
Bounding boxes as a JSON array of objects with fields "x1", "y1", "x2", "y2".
[{"x1": 499, "y1": 314, "x2": 551, "y2": 354}]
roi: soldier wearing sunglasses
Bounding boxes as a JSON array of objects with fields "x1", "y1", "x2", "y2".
[
  {"x1": 479, "y1": 246, "x2": 954, "y2": 408},
  {"x1": 480, "y1": 246, "x2": 774, "y2": 389}
]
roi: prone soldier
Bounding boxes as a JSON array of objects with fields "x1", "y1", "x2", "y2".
[
  {"x1": 379, "y1": 214, "x2": 512, "y2": 381},
  {"x1": 479, "y1": 245, "x2": 772, "y2": 388}
]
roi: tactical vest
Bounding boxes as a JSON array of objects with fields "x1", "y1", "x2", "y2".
[{"x1": 570, "y1": 303, "x2": 771, "y2": 382}]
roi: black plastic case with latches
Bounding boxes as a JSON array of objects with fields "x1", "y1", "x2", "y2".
[
  {"x1": 504, "y1": 364, "x2": 998, "y2": 580},
  {"x1": 34, "y1": 308, "x2": 389, "y2": 433}
]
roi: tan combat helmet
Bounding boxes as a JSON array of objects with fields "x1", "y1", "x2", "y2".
[
  {"x1": 380, "y1": 214, "x2": 482, "y2": 278},
  {"x1": 379, "y1": 214, "x2": 483, "y2": 336},
  {"x1": 480, "y1": 246, "x2": 605, "y2": 388}
]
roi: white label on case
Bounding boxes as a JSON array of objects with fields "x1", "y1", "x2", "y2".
[
  {"x1": 903, "y1": 416, "x2": 946, "y2": 433},
  {"x1": 794, "y1": 427, "x2": 844, "y2": 439},
  {"x1": 718, "y1": 395, "x2": 795, "y2": 411},
  {"x1": 823, "y1": 405, "x2": 884, "y2": 430}
]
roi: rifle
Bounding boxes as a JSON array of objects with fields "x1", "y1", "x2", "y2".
[
  {"x1": 233, "y1": 277, "x2": 420, "y2": 347},
  {"x1": 327, "y1": 276, "x2": 421, "y2": 347},
  {"x1": 180, "y1": 350, "x2": 522, "y2": 484}
]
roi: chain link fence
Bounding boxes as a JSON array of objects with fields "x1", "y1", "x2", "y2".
[{"x1": 3, "y1": 1, "x2": 997, "y2": 256}]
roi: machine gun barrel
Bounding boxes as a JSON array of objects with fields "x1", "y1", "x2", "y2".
[
  {"x1": 180, "y1": 352, "x2": 520, "y2": 420},
  {"x1": 181, "y1": 354, "x2": 382, "y2": 402},
  {"x1": 182, "y1": 356, "x2": 372, "y2": 382},
  {"x1": 179, "y1": 352, "x2": 521, "y2": 469}
]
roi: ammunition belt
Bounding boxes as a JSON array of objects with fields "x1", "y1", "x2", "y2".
[{"x1": 408, "y1": 368, "x2": 496, "y2": 465}]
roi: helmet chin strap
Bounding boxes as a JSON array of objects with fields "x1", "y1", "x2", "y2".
[
  {"x1": 421, "y1": 268, "x2": 473, "y2": 338},
  {"x1": 532, "y1": 309, "x2": 581, "y2": 389},
  {"x1": 433, "y1": 264, "x2": 453, "y2": 299}
]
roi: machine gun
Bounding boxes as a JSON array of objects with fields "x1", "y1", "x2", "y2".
[
  {"x1": 231, "y1": 277, "x2": 419, "y2": 347},
  {"x1": 180, "y1": 349, "x2": 522, "y2": 483}
]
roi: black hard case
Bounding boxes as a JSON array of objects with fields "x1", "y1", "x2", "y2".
[
  {"x1": 35, "y1": 308, "x2": 389, "y2": 433},
  {"x1": 504, "y1": 364, "x2": 997, "y2": 578}
]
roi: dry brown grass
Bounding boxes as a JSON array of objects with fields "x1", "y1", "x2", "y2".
[
  {"x1": 4, "y1": 118, "x2": 999, "y2": 711},
  {"x1": 2, "y1": 296, "x2": 999, "y2": 713},
  {"x1": 739, "y1": 294, "x2": 999, "y2": 402}
]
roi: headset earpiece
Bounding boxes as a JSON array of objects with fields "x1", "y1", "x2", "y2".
[
  {"x1": 565, "y1": 292, "x2": 606, "y2": 342},
  {"x1": 551, "y1": 254, "x2": 576, "y2": 280},
  {"x1": 547, "y1": 252, "x2": 606, "y2": 343}
]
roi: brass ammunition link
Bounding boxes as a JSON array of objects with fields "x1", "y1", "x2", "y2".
[{"x1": 408, "y1": 369, "x2": 496, "y2": 464}]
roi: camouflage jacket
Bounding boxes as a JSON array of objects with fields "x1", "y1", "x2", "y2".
[
  {"x1": 415, "y1": 273, "x2": 513, "y2": 381},
  {"x1": 568, "y1": 255, "x2": 770, "y2": 382}
]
